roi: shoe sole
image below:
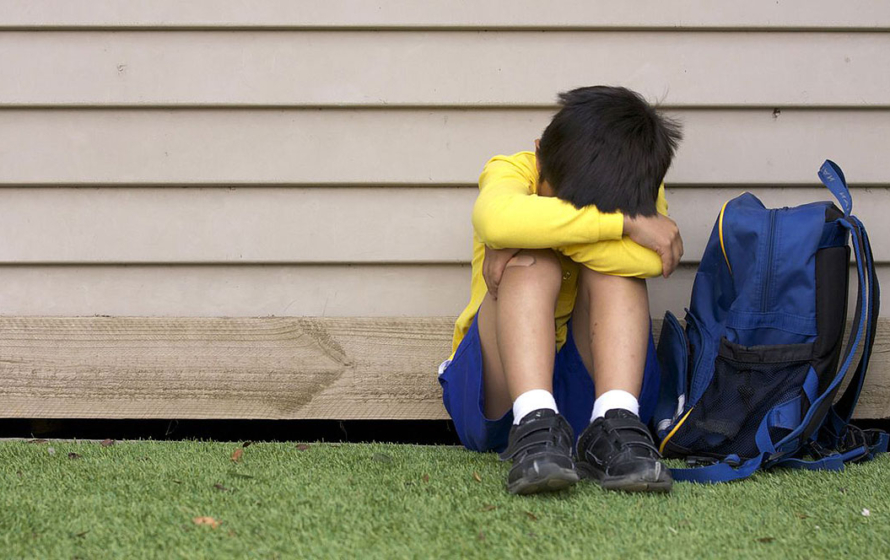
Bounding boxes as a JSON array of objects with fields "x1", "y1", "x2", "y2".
[
  {"x1": 507, "y1": 465, "x2": 580, "y2": 495},
  {"x1": 576, "y1": 462, "x2": 673, "y2": 493}
]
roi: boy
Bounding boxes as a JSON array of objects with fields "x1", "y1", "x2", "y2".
[{"x1": 438, "y1": 86, "x2": 684, "y2": 495}]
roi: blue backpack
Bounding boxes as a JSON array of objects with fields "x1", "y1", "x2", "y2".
[{"x1": 654, "y1": 160, "x2": 888, "y2": 483}]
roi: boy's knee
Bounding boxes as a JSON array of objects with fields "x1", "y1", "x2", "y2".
[
  {"x1": 502, "y1": 249, "x2": 563, "y2": 286},
  {"x1": 579, "y1": 266, "x2": 645, "y2": 294},
  {"x1": 579, "y1": 266, "x2": 607, "y2": 286},
  {"x1": 507, "y1": 249, "x2": 561, "y2": 272}
]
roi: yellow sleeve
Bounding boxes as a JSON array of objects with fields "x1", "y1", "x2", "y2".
[
  {"x1": 559, "y1": 185, "x2": 670, "y2": 279},
  {"x1": 471, "y1": 156, "x2": 624, "y2": 250}
]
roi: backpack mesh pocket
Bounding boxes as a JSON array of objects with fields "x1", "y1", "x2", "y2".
[{"x1": 666, "y1": 339, "x2": 813, "y2": 459}]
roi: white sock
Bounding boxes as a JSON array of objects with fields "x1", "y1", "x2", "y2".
[
  {"x1": 591, "y1": 389, "x2": 639, "y2": 421},
  {"x1": 512, "y1": 389, "x2": 558, "y2": 424}
]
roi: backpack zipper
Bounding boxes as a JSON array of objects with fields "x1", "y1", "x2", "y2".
[
  {"x1": 761, "y1": 209, "x2": 777, "y2": 312},
  {"x1": 659, "y1": 406, "x2": 695, "y2": 454},
  {"x1": 718, "y1": 199, "x2": 733, "y2": 274}
]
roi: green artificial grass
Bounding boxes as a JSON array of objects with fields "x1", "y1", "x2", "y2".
[{"x1": 1, "y1": 441, "x2": 888, "y2": 559}]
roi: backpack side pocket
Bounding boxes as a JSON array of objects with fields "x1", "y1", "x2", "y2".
[{"x1": 653, "y1": 311, "x2": 689, "y2": 440}]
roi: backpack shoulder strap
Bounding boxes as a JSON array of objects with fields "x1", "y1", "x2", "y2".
[
  {"x1": 814, "y1": 161, "x2": 886, "y2": 459},
  {"x1": 831, "y1": 215, "x2": 879, "y2": 425},
  {"x1": 817, "y1": 162, "x2": 882, "y2": 447},
  {"x1": 669, "y1": 411, "x2": 775, "y2": 483},
  {"x1": 670, "y1": 454, "x2": 766, "y2": 483},
  {"x1": 819, "y1": 160, "x2": 853, "y2": 215}
]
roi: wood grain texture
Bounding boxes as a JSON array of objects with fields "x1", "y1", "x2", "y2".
[
  {"x1": 0, "y1": 186, "x2": 887, "y2": 264},
  {"x1": 0, "y1": 316, "x2": 453, "y2": 420},
  {"x1": 3, "y1": 1, "x2": 889, "y2": 29},
  {"x1": 1, "y1": 32, "x2": 889, "y2": 107},
  {"x1": 2, "y1": 109, "x2": 890, "y2": 186},
  {"x1": 0, "y1": 317, "x2": 886, "y2": 420}
]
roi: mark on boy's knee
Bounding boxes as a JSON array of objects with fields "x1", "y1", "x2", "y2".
[{"x1": 505, "y1": 254, "x2": 536, "y2": 268}]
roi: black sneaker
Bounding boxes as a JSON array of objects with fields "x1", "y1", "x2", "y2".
[
  {"x1": 498, "y1": 409, "x2": 579, "y2": 495},
  {"x1": 575, "y1": 409, "x2": 673, "y2": 493}
]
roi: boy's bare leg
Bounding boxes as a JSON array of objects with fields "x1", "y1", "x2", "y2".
[
  {"x1": 571, "y1": 267, "x2": 649, "y2": 399},
  {"x1": 476, "y1": 249, "x2": 563, "y2": 419},
  {"x1": 476, "y1": 248, "x2": 578, "y2": 494},
  {"x1": 570, "y1": 267, "x2": 672, "y2": 492}
]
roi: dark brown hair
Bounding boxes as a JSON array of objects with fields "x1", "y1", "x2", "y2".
[{"x1": 538, "y1": 86, "x2": 683, "y2": 216}]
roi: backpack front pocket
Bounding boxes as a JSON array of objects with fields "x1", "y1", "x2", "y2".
[{"x1": 662, "y1": 338, "x2": 813, "y2": 460}]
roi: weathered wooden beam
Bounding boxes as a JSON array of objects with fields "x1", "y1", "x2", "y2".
[{"x1": 0, "y1": 317, "x2": 887, "y2": 420}]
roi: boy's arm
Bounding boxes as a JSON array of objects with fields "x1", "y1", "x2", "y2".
[
  {"x1": 560, "y1": 186, "x2": 682, "y2": 278},
  {"x1": 472, "y1": 157, "x2": 625, "y2": 250}
]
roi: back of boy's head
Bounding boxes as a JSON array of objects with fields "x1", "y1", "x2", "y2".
[{"x1": 538, "y1": 86, "x2": 683, "y2": 217}]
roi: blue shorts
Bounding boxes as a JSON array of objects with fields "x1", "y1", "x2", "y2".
[{"x1": 438, "y1": 313, "x2": 661, "y2": 453}]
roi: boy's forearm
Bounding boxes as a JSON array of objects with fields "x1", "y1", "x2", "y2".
[
  {"x1": 560, "y1": 238, "x2": 664, "y2": 279},
  {"x1": 561, "y1": 209, "x2": 673, "y2": 278},
  {"x1": 472, "y1": 190, "x2": 624, "y2": 250},
  {"x1": 563, "y1": 188, "x2": 679, "y2": 278}
]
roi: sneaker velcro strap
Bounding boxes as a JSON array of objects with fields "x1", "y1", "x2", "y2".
[
  {"x1": 579, "y1": 414, "x2": 662, "y2": 463},
  {"x1": 622, "y1": 440, "x2": 661, "y2": 455},
  {"x1": 603, "y1": 417, "x2": 652, "y2": 436},
  {"x1": 498, "y1": 416, "x2": 573, "y2": 461},
  {"x1": 580, "y1": 430, "x2": 661, "y2": 460},
  {"x1": 499, "y1": 430, "x2": 570, "y2": 460}
]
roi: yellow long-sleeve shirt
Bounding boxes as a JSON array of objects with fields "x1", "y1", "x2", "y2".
[{"x1": 450, "y1": 151, "x2": 667, "y2": 359}]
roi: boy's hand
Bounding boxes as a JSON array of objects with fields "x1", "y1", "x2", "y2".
[
  {"x1": 623, "y1": 214, "x2": 684, "y2": 278},
  {"x1": 483, "y1": 246, "x2": 521, "y2": 299}
]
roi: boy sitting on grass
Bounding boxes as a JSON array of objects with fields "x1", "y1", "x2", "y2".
[{"x1": 438, "y1": 86, "x2": 683, "y2": 495}]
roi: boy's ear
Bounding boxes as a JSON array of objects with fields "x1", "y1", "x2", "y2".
[{"x1": 534, "y1": 139, "x2": 542, "y2": 173}]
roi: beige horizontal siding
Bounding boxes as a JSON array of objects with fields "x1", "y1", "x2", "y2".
[
  {"x1": 1, "y1": 18, "x2": 888, "y2": 329},
  {"x1": 0, "y1": 187, "x2": 471, "y2": 263},
  {"x1": 2, "y1": 109, "x2": 889, "y2": 186},
  {"x1": 0, "y1": 186, "x2": 888, "y2": 265},
  {"x1": 0, "y1": 265, "x2": 884, "y2": 324},
  {"x1": 2, "y1": 1, "x2": 889, "y2": 29},
  {"x1": 0, "y1": 265, "x2": 471, "y2": 317},
  {"x1": 2, "y1": 31, "x2": 889, "y2": 107}
]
